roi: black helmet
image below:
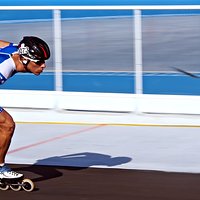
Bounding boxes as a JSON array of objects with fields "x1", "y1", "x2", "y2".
[{"x1": 18, "y1": 36, "x2": 50, "y2": 62}]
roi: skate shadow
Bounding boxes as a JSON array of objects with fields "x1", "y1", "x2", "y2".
[
  {"x1": 14, "y1": 164, "x2": 63, "y2": 183},
  {"x1": 15, "y1": 152, "x2": 132, "y2": 183}
]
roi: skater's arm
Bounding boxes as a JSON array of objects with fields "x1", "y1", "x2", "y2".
[{"x1": 0, "y1": 40, "x2": 11, "y2": 48}]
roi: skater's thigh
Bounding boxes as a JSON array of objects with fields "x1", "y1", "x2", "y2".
[{"x1": 0, "y1": 108, "x2": 14, "y2": 124}]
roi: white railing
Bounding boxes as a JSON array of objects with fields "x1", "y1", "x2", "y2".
[{"x1": 0, "y1": 5, "x2": 200, "y2": 115}]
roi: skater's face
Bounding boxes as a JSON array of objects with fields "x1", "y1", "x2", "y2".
[{"x1": 27, "y1": 60, "x2": 46, "y2": 75}]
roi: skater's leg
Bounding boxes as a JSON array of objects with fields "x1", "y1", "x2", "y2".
[
  {"x1": 0, "y1": 108, "x2": 23, "y2": 179},
  {"x1": 0, "y1": 108, "x2": 15, "y2": 164}
]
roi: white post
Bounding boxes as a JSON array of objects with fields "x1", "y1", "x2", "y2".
[
  {"x1": 53, "y1": 9, "x2": 63, "y2": 92},
  {"x1": 134, "y1": 9, "x2": 143, "y2": 114},
  {"x1": 134, "y1": 9, "x2": 143, "y2": 95}
]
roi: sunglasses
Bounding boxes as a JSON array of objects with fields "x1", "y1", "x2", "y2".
[{"x1": 33, "y1": 60, "x2": 45, "y2": 65}]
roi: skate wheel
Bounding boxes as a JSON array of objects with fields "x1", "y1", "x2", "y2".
[
  {"x1": 22, "y1": 179, "x2": 34, "y2": 192},
  {"x1": 10, "y1": 183, "x2": 22, "y2": 191},
  {"x1": 0, "y1": 183, "x2": 9, "y2": 191}
]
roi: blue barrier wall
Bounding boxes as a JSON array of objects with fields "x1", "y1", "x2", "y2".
[{"x1": 1, "y1": 0, "x2": 200, "y2": 6}]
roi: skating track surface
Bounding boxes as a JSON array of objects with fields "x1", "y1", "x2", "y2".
[{"x1": 1, "y1": 112, "x2": 200, "y2": 200}]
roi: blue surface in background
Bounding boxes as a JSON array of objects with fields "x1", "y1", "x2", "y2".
[
  {"x1": 1, "y1": 72, "x2": 200, "y2": 95},
  {"x1": 1, "y1": 9, "x2": 200, "y2": 22},
  {"x1": 143, "y1": 74, "x2": 200, "y2": 95},
  {"x1": 1, "y1": 0, "x2": 200, "y2": 6}
]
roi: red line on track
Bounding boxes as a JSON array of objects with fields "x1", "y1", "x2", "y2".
[{"x1": 8, "y1": 124, "x2": 106, "y2": 154}]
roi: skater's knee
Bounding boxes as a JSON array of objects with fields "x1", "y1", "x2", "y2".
[
  {"x1": 0, "y1": 110, "x2": 15, "y2": 135},
  {"x1": 2, "y1": 118, "x2": 15, "y2": 134}
]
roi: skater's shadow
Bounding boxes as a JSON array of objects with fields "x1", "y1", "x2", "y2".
[
  {"x1": 15, "y1": 152, "x2": 132, "y2": 183},
  {"x1": 36, "y1": 152, "x2": 132, "y2": 168}
]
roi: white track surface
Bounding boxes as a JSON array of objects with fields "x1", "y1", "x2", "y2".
[{"x1": 5, "y1": 108, "x2": 200, "y2": 173}]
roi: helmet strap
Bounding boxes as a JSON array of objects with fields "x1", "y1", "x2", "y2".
[
  {"x1": 22, "y1": 59, "x2": 30, "y2": 65},
  {"x1": 23, "y1": 60, "x2": 31, "y2": 72},
  {"x1": 19, "y1": 56, "x2": 31, "y2": 72}
]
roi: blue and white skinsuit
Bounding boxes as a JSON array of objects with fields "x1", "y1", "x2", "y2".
[{"x1": 0, "y1": 43, "x2": 18, "y2": 112}]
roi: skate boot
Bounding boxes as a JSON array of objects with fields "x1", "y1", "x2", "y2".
[
  {"x1": 0, "y1": 165, "x2": 23, "y2": 179},
  {"x1": 0, "y1": 164, "x2": 34, "y2": 192}
]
